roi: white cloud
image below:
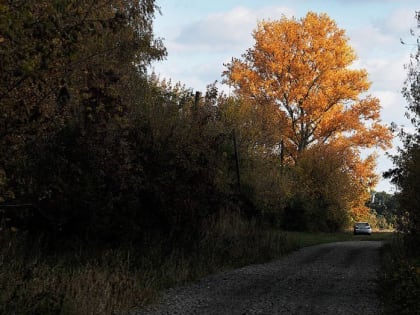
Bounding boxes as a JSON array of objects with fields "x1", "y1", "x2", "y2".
[
  {"x1": 366, "y1": 57, "x2": 408, "y2": 91},
  {"x1": 373, "y1": 90, "x2": 403, "y2": 110},
  {"x1": 175, "y1": 6, "x2": 295, "y2": 52},
  {"x1": 349, "y1": 25, "x2": 395, "y2": 57},
  {"x1": 151, "y1": 51, "x2": 228, "y2": 92},
  {"x1": 347, "y1": 7, "x2": 417, "y2": 61},
  {"x1": 372, "y1": 90, "x2": 407, "y2": 124},
  {"x1": 346, "y1": 10, "x2": 413, "y2": 133},
  {"x1": 377, "y1": 8, "x2": 417, "y2": 35}
]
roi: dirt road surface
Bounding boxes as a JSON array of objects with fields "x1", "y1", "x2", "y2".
[{"x1": 136, "y1": 241, "x2": 383, "y2": 315}]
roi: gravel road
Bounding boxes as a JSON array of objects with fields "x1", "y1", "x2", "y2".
[{"x1": 136, "y1": 241, "x2": 384, "y2": 315}]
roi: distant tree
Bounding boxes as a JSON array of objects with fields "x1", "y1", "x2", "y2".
[
  {"x1": 367, "y1": 191, "x2": 398, "y2": 228},
  {"x1": 368, "y1": 191, "x2": 398, "y2": 215}
]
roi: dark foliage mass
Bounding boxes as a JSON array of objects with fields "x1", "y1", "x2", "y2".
[
  {"x1": 0, "y1": 0, "x2": 245, "y2": 248},
  {"x1": 0, "y1": 0, "x2": 170, "y2": 246}
]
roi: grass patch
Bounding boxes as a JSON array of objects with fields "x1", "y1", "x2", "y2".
[{"x1": 285, "y1": 230, "x2": 394, "y2": 247}]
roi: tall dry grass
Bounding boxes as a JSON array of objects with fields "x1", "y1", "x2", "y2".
[{"x1": 0, "y1": 211, "x2": 295, "y2": 315}]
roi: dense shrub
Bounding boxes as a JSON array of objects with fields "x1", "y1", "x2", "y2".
[
  {"x1": 379, "y1": 239, "x2": 420, "y2": 315},
  {"x1": 282, "y1": 145, "x2": 354, "y2": 232}
]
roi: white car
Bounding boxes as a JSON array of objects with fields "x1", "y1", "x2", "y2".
[{"x1": 353, "y1": 222, "x2": 372, "y2": 235}]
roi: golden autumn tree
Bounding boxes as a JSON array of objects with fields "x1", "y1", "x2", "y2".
[{"x1": 224, "y1": 12, "x2": 392, "y2": 221}]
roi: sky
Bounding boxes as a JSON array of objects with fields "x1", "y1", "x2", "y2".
[{"x1": 151, "y1": 0, "x2": 420, "y2": 193}]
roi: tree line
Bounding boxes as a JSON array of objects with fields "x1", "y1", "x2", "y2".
[{"x1": 0, "y1": 1, "x2": 393, "y2": 250}]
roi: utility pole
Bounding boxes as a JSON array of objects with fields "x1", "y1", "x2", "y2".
[
  {"x1": 232, "y1": 129, "x2": 241, "y2": 194},
  {"x1": 194, "y1": 91, "x2": 200, "y2": 111}
]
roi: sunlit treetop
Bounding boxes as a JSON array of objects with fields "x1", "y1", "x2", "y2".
[{"x1": 224, "y1": 12, "x2": 392, "y2": 156}]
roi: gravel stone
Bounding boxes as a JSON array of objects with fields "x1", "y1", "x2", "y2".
[{"x1": 135, "y1": 241, "x2": 384, "y2": 315}]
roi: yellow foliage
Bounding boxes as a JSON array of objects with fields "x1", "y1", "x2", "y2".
[{"x1": 225, "y1": 12, "x2": 392, "y2": 157}]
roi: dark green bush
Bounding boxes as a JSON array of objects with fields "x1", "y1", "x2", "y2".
[{"x1": 379, "y1": 238, "x2": 420, "y2": 315}]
